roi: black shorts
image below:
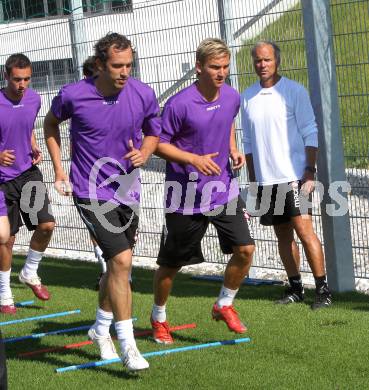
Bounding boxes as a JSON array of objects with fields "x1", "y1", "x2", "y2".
[
  {"x1": 74, "y1": 198, "x2": 139, "y2": 260},
  {"x1": 0, "y1": 166, "x2": 55, "y2": 236},
  {"x1": 257, "y1": 181, "x2": 312, "y2": 226},
  {"x1": 157, "y1": 196, "x2": 255, "y2": 268}
]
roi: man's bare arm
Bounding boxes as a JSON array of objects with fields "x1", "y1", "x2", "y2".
[
  {"x1": 301, "y1": 146, "x2": 318, "y2": 194},
  {"x1": 43, "y1": 111, "x2": 71, "y2": 195},
  {"x1": 31, "y1": 131, "x2": 42, "y2": 165},
  {"x1": 229, "y1": 123, "x2": 245, "y2": 170},
  {"x1": 156, "y1": 142, "x2": 221, "y2": 176}
]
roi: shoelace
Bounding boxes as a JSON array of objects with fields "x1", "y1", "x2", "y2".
[
  {"x1": 317, "y1": 286, "x2": 330, "y2": 295},
  {"x1": 315, "y1": 292, "x2": 330, "y2": 303},
  {"x1": 152, "y1": 319, "x2": 169, "y2": 330},
  {"x1": 25, "y1": 276, "x2": 42, "y2": 286},
  {"x1": 96, "y1": 333, "x2": 114, "y2": 345},
  {"x1": 95, "y1": 333, "x2": 117, "y2": 355},
  {"x1": 104, "y1": 337, "x2": 117, "y2": 354},
  {"x1": 161, "y1": 321, "x2": 170, "y2": 331},
  {"x1": 107, "y1": 337, "x2": 116, "y2": 350},
  {"x1": 224, "y1": 306, "x2": 245, "y2": 328},
  {"x1": 222, "y1": 305, "x2": 239, "y2": 319},
  {"x1": 315, "y1": 285, "x2": 331, "y2": 298},
  {"x1": 285, "y1": 287, "x2": 303, "y2": 297},
  {"x1": 229, "y1": 306, "x2": 238, "y2": 315},
  {"x1": 123, "y1": 346, "x2": 141, "y2": 363}
]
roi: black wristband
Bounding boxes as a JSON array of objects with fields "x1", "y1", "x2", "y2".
[{"x1": 305, "y1": 166, "x2": 316, "y2": 174}]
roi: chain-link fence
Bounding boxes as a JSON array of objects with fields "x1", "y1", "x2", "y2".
[
  {"x1": 0, "y1": 0, "x2": 367, "y2": 278},
  {"x1": 330, "y1": 0, "x2": 369, "y2": 278}
]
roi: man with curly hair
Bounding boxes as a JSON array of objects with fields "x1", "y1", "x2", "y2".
[{"x1": 44, "y1": 33, "x2": 161, "y2": 371}]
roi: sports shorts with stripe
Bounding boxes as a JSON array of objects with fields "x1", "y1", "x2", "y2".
[{"x1": 257, "y1": 180, "x2": 312, "y2": 226}]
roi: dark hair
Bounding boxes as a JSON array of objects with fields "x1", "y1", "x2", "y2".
[
  {"x1": 94, "y1": 33, "x2": 133, "y2": 65},
  {"x1": 251, "y1": 40, "x2": 281, "y2": 66},
  {"x1": 5, "y1": 53, "x2": 31, "y2": 75},
  {"x1": 82, "y1": 56, "x2": 97, "y2": 77}
]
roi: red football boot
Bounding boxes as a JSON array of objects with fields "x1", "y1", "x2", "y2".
[
  {"x1": 212, "y1": 303, "x2": 247, "y2": 334},
  {"x1": 0, "y1": 296, "x2": 17, "y2": 314},
  {"x1": 19, "y1": 270, "x2": 50, "y2": 301},
  {"x1": 151, "y1": 317, "x2": 174, "y2": 344}
]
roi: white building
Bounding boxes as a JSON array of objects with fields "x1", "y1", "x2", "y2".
[{"x1": 0, "y1": 0, "x2": 297, "y2": 111}]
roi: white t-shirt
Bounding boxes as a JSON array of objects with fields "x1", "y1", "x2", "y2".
[{"x1": 241, "y1": 76, "x2": 318, "y2": 185}]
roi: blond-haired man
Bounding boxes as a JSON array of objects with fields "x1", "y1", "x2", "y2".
[{"x1": 150, "y1": 38, "x2": 255, "y2": 344}]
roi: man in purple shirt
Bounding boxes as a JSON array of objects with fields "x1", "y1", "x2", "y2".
[
  {"x1": 150, "y1": 38, "x2": 255, "y2": 344},
  {"x1": 81, "y1": 56, "x2": 108, "y2": 289},
  {"x1": 0, "y1": 54, "x2": 55, "y2": 315},
  {"x1": 44, "y1": 33, "x2": 161, "y2": 371}
]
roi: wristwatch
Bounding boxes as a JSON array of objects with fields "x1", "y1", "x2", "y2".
[{"x1": 305, "y1": 166, "x2": 316, "y2": 174}]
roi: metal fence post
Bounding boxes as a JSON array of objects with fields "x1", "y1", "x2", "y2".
[
  {"x1": 0, "y1": 1, "x2": 4, "y2": 23},
  {"x1": 219, "y1": 1, "x2": 248, "y2": 184},
  {"x1": 69, "y1": 0, "x2": 84, "y2": 80},
  {"x1": 217, "y1": 0, "x2": 227, "y2": 43},
  {"x1": 301, "y1": 0, "x2": 355, "y2": 292},
  {"x1": 217, "y1": 0, "x2": 255, "y2": 274}
]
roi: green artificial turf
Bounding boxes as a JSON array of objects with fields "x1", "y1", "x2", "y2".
[{"x1": 3, "y1": 256, "x2": 369, "y2": 389}]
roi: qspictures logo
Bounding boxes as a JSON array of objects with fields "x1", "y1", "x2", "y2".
[{"x1": 19, "y1": 166, "x2": 352, "y2": 233}]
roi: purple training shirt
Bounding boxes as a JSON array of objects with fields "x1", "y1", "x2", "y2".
[
  {"x1": 161, "y1": 82, "x2": 240, "y2": 214},
  {"x1": 0, "y1": 88, "x2": 41, "y2": 183},
  {"x1": 51, "y1": 77, "x2": 161, "y2": 204}
]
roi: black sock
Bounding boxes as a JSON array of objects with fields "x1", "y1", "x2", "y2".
[
  {"x1": 288, "y1": 275, "x2": 303, "y2": 291},
  {"x1": 314, "y1": 275, "x2": 328, "y2": 291}
]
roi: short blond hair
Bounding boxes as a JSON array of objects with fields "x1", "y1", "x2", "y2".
[{"x1": 196, "y1": 38, "x2": 230, "y2": 65}]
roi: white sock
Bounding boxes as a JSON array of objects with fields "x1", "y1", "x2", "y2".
[
  {"x1": 22, "y1": 248, "x2": 43, "y2": 279},
  {"x1": 115, "y1": 319, "x2": 136, "y2": 352},
  {"x1": 93, "y1": 308, "x2": 113, "y2": 337},
  {"x1": 0, "y1": 269, "x2": 12, "y2": 299},
  {"x1": 94, "y1": 245, "x2": 107, "y2": 274},
  {"x1": 216, "y1": 285, "x2": 239, "y2": 308},
  {"x1": 151, "y1": 304, "x2": 166, "y2": 322}
]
